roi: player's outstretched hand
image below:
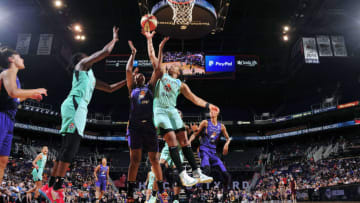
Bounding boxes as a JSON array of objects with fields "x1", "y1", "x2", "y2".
[
  {"x1": 142, "y1": 30, "x2": 156, "y2": 39},
  {"x1": 31, "y1": 88, "x2": 47, "y2": 101},
  {"x1": 209, "y1": 104, "x2": 220, "y2": 114},
  {"x1": 113, "y1": 26, "x2": 119, "y2": 41}
]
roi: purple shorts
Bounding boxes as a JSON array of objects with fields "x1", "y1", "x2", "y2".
[
  {"x1": 96, "y1": 178, "x2": 107, "y2": 191},
  {"x1": 128, "y1": 124, "x2": 158, "y2": 152},
  {"x1": 200, "y1": 148, "x2": 227, "y2": 172},
  {"x1": 0, "y1": 112, "x2": 14, "y2": 156}
]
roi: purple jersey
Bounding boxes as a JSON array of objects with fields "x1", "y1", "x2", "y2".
[
  {"x1": 0, "y1": 70, "x2": 21, "y2": 120},
  {"x1": 200, "y1": 120, "x2": 221, "y2": 152},
  {"x1": 98, "y1": 165, "x2": 108, "y2": 180},
  {"x1": 129, "y1": 84, "x2": 154, "y2": 128}
]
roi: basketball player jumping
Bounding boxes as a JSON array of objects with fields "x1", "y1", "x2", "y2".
[
  {"x1": 189, "y1": 110, "x2": 231, "y2": 193},
  {"x1": 143, "y1": 31, "x2": 218, "y2": 186},
  {"x1": 40, "y1": 26, "x2": 127, "y2": 203},
  {"x1": 125, "y1": 38, "x2": 169, "y2": 203},
  {"x1": 0, "y1": 47, "x2": 47, "y2": 186}
]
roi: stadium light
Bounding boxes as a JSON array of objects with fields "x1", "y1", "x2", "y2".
[
  {"x1": 80, "y1": 35, "x2": 86, "y2": 41},
  {"x1": 75, "y1": 35, "x2": 81, "y2": 40},
  {"x1": 283, "y1": 26, "x2": 290, "y2": 32},
  {"x1": 283, "y1": 35, "x2": 289, "y2": 41},
  {"x1": 54, "y1": 0, "x2": 63, "y2": 8},
  {"x1": 73, "y1": 24, "x2": 82, "y2": 32}
]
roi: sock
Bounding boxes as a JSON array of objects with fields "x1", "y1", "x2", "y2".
[
  {"x1": 53, "y1": 177, "x2": 64, "y2": 191},
  {"x1": 169, "y1": 147, "x2": 185, "y2": 172},
  {"x1": 127, "y1": 181, "x2": 137, "y2": 198},
  {"x1": 157, "y1": 181, "x2": 164, "y2": 193},
  {"x1": 182, "y1": 146, "x2": 198, "y2": 170},
  {"x1": 48, "y1": 176, "x2": 56, "y2": 187},
  {"x1": 152, "y1": 190, "x2": 157, "y2": 197}
]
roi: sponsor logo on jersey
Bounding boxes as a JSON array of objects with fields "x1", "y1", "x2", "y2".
[{"x1": 69, "y1": 123, "x2": 75, "y2": 130}]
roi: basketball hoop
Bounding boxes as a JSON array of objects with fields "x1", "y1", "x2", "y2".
[{"x1": 167, "y1": 0, "x2": 195, "y2": 25}]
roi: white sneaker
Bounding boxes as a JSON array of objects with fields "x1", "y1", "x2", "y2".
[
  {"x1": 192, "y1": 168, "x2": 213, "y2": 183},
  {"x1": 173, "y1": 200, "x2": 179, "y2": 203},
  {"x1": 179, "y1": 170, "x2": 198, "y2": 187}
]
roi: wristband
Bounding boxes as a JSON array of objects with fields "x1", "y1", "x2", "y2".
[{"x1": 205, "y1": 103, "x2": 210, "y2": 110}]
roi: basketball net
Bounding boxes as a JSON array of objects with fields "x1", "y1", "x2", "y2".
[{"x1": 167, "y1": 0, "x2": 195, "y2": 25}]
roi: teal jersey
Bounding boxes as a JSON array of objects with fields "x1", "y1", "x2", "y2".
[
  {"x1": 68, "y1": 69, "x2": 96, "y2": 104},
  {"x1": 60, "y1": 69, "x2": 96, "y2": 136},
  {"x1": 154, "y1": 74, "x2": 182, "y2": 108},
  {"x1": 36, "y1": 153, "x2": 47, "y2": 170},
  {"x1": 32, "y1": 153, "x2": 47, "y2": 181}
]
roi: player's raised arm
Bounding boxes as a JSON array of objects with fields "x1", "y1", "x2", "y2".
[
  {"x1": 78, "y1": 26, "x2": 119, "y2": 70},
  {"x1": 126, "y1": 41, "x2": 137, "y2": 95},
  {"x1": 180, "y1": 82, "x2": 219, "y2": 114},
  {"x1": 143, "y1": 31, "x2": 158, "y2": 68},
  {"x1": 149, "y1": 37, "x2": 169, "y2": 87}
]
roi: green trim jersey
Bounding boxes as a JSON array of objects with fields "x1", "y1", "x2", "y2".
[
  {"x1": 31, "y1": 153, "x2": 47, "y2": 181},
  {"x1": 60, "y1": 69, "x2": 96, "y2": 136},
  {"x1": 154, "y1": 73, "x2": 181, "y2": 109},
  {"x1": 69, "y1": 69, "x2": 96, "y2": 104}
]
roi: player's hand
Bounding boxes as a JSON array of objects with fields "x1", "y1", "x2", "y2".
[
  {"x1": 30, "y1": 94, "x2": 43, "y2": 102},
  {"x1": 95, "y1": 178, "x2": 98, "y2": 182},
  {"x1": 142, "y1": 30, "x2": 156, "y2": 39},
  {"x1": 128, "y1": 41, "x2": 137, "y2": 55},
  {"x1": 31, "y1": 88, "x2": 47, "y2": 101},
  {"x1": 209, "y1": 104, "x2": 219, "y2": 114},
  {"x1": 35, "y1": 165, "x2": 39, "y2": 170},
  {"x1": 113, "y1": 26, "x2": 119, "y2": 41},
  {"x1": 35, "y1": 88, "x2": 48, "y2": 96},
  {"x1": 159, "y1": 37, "x2": 170, "y2": 49},
  {"x1": 190, "y1": 123, "x2": 199, "y2": 132}
]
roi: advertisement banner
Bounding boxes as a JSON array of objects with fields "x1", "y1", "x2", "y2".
[
  {"x1": 235, "y1": 55, "x2": 259, "y2": 68},
  {"x1": 37, "y1": 34, "x2": 54, "y2": 55},
  {"x1": 105, "y1": 55, "x2": 153, "y2": 72},
  {"x1": 320, "y1": 184, "x2": 360, "y2": 201},
  {"x1": 331, "y1": 36, "x2": 347, "y2": 57},
  {"x1": 15, "y1": 33, "x2": 32, "y2": 55},
  {"x1": 302, "y1": 37, "x2": 320, "y2": 64},
  {"x1": 205, "y1": 55, "x2": 235, "y2": 72},
  {"x1": 316, "y1": 35, "x2": 333, "y2": 56}
]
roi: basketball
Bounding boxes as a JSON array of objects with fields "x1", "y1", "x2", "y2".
[{"x1": 141, "y1": 14, "x2": 158, "y2": 32}]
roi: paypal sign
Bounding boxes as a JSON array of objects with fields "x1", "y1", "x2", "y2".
[{"x1": 205, "y1": 55, "x2": 235, "y2": 72}]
